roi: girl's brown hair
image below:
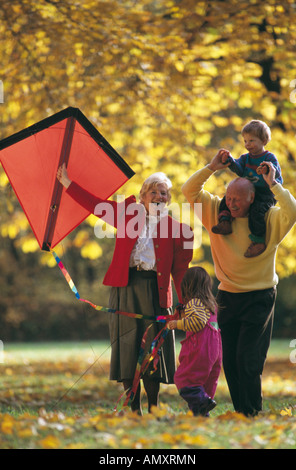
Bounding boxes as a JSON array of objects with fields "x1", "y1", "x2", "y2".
[{"x1": 181, "y1": 266, "x2": 217, "y2": 313}]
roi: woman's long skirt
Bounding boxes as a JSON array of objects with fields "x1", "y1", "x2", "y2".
[{"x1": 108, "y1": 269, "x2": 176, "y2": 383}]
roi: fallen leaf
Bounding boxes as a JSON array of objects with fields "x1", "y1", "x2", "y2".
[{"x1": 39, "y1": 435, "x2": 61, "y2": 449}]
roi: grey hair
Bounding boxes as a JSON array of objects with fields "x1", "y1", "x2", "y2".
[{"x1": 139, "y1": 172, "x2": 172, "y2": 204}]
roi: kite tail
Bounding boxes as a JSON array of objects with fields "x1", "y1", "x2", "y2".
[
  {"x1": 114, "y1": 324, "x2": 169, "y2": 412},
  {"x1": 50, "y1": 248, "x2": 171, "y2": 412},
  {"x1": 51, "y1": 249, "x2": 168, "y2": 323}
]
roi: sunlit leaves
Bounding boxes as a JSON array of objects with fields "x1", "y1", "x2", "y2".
[
  {"x1": 0, "y1": 0, "x2": 296, "y2": 274},
  {"x1": 81, "y1": 241, "x2": 103, "y2": 260}
]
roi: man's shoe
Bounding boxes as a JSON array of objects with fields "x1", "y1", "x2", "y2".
[
  {"x1": 244, "y1": 242, "x2": 266, "y2": 258},
  {"x1": 211, "y1": 220, "x2": 232, "y2": 235}
]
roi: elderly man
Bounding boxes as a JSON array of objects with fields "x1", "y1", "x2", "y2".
[{"x1": 182, "y1": 149, "x2": 296, "y2": 416}]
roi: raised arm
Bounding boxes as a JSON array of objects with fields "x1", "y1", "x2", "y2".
[
  {"x1": 57, "y1": 163, "x2": 72, "y2": 189},
  {"x1": 56, "y1": 164, "x2": 134, "y2": 228},
  {"x1": 264, "y1": 161, "x2": 296, "y2": 241}
]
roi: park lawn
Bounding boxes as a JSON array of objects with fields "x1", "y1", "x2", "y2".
[{"x1": 0, "y1": 339, "x2": 295, "y2": 449}]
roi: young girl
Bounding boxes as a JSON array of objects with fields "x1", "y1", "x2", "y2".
[{"x1": 168, "y1": 267, "x2": 222, "y2": 416}]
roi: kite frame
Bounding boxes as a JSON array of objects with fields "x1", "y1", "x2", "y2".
[
  {"x1": 0, "y1": 107, "x2": 135, "y2": 250},
  {"x1": 0, "y1": 107, "x2": 134, "y2": 177}
]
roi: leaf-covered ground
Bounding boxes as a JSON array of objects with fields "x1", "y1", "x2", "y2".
[{"x1": 0, "y1": 341, "x2": 295, "y2": 449}]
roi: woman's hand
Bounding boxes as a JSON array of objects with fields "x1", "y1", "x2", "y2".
[{"x1": 57, "y1": 163, "x2": 72, "y2": 189}]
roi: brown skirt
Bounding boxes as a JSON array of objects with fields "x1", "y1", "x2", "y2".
[{"x1": 108, "y1": 268, "x2": 176, "y2": 383}]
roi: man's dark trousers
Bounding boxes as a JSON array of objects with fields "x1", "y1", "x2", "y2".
[{"x1": 217, "y1": 287, "x2": 276, "y2": 416}]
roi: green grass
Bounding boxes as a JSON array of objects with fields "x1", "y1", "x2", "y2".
[
  {"x1": 3, "y1": 337, "x2": 292, "y2": 360},
  {"x1": 0, "y1": 339, "x2": 295, "y2": 449}
]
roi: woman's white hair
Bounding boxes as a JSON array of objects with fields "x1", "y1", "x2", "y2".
[
  {"x1": 143, "y1": 172, "x2": 172, "y2": 189},
  {"x1": 139, "y1": 172, "x2": 172, "y2": 204}
]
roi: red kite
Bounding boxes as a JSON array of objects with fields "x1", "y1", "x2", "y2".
[{"x1": 0, "y1": 107, "x2": 135, "y2": 250}]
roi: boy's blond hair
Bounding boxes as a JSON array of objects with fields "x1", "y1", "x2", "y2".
[{"x1": 242, "y1": 120, "x2": 271, "y2": 144}]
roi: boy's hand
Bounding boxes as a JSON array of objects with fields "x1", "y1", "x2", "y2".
[
  {"x1": 208, "y1": 149, "x2": 232, "y2": 171},
  {"x1": 256, "y1": 162, "x2": 269, "y2": 175}
]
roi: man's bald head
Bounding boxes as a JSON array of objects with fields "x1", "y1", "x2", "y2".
[
  {"x1": 225, "y1": 177, "x2": 255, "y2": 218},
  {"x1": 227, "y1": 177, "x2": 255, "y2": 194}
]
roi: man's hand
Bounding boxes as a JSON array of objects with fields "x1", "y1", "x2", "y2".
[
  {"x1": 260, "y1": 161, "x2": 277, "y2": 187},
  {"x1": 208, "y1": 149, "x2": 232, "y2": 172}
]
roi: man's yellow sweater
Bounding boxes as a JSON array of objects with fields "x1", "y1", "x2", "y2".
[{"x1": 182, "y1": 166, "x2": 296, "y2": 293}]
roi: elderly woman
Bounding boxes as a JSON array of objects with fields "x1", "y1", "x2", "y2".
[{"x1": 57, "y1": 164, "x2": 193, "y2": 414}]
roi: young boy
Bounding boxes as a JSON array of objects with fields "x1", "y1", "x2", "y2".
[{"x1": 211, "y1": 120, "x2": 283, "y2": 258}]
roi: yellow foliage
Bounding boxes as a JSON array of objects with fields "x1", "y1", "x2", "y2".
[
  {"x1": 73, "y1": 230, "x2": 90, "y2": 248},
  {"x1": 212, "y1": 116, "x2": 229, "y2": 127},
  {"x1": 280, "y1": 407, "x2": 293, "y2": 417},
  {"x1": 81, "y1": 241, "x2": 103, "y2": 259},
  {"x1": 0, "y1": 172, "x2": 9, "y2": 186},
  {"x1": 21, "y1": 238, "x2": 39, "y2": 253},
  {"x1": 17, "y1": 427, "x2": 36, "y2": 438},
  {"x1": 1, "y1": 224, "x2": 18, "y2": 239},
  {"x1": 0, "y1": 0, "x2": 296, "y2": 276},
  {"x1": 39, "y1": 435, "x2": 61, "y2": 449},
  {"x1": 1, "y1": 414, "x2": 15, "y2": 435}
]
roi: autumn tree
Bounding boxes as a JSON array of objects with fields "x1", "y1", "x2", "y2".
[{"x1": 0, "y1": 0, "x2": 296, "y2": 337}]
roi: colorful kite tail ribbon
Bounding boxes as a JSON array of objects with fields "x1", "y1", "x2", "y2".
[
  {"x1": 51, "y1": 248, "x2": 172, "y2": 413},
  {"x1": 51, "y1": 249, "x2": 169, "y2": 323},
  {"x1": 114, "y1": 324, "x2": 169, "y2": 412}
]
